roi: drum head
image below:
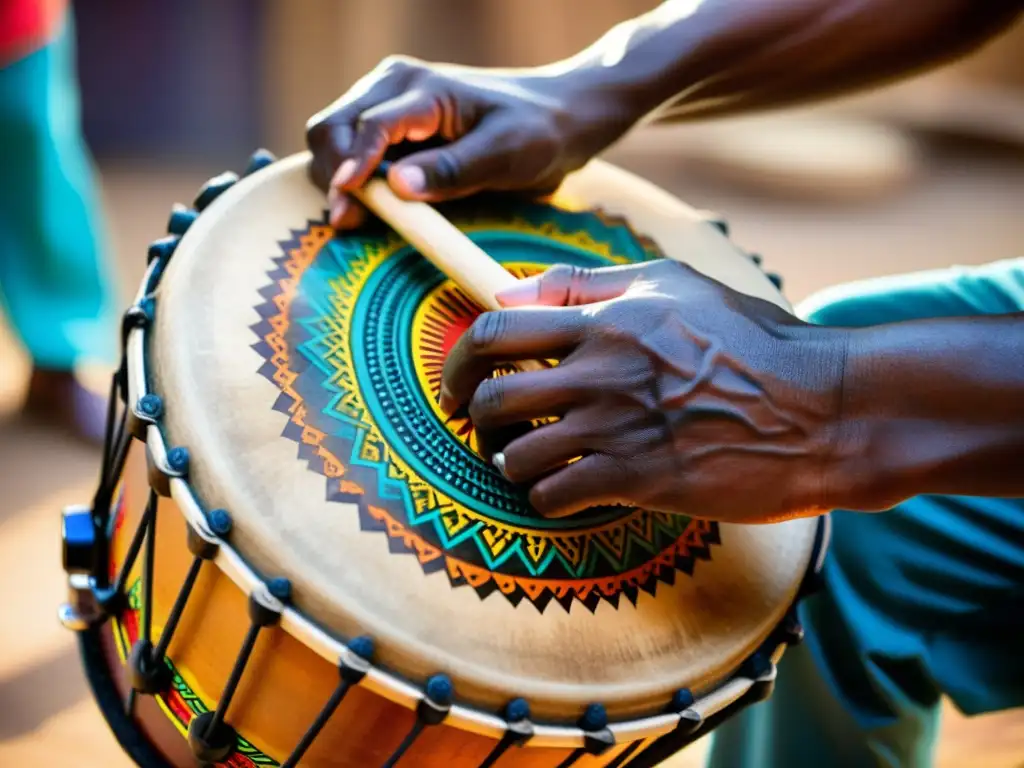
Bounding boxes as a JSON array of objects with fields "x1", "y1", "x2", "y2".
[{"x1": 152, "y1": 153, "x2": 819, "y2": 721}]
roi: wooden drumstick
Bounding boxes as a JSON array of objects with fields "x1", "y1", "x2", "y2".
[
  {"x1": 352, "y1": 174, "x2": 546, "y2": 372},
  {"x1": 354, "y1": 179, "x2": 517, "y2": 312}
]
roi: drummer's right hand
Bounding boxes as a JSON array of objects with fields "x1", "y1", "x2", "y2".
[{"x1": 306, "y1": 57, "x2": 636, "y2": 229}]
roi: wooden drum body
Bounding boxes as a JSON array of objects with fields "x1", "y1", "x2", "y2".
[{"x1": 59, "y1": 151, "x2": 829, "y2": 767}]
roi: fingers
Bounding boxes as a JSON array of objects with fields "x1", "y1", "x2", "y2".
[
  {"x1": 316, "y1": 95, "x2": 519, "y2": 223},
  {"x1": 528, "y1": 454, "x2": 635, "y2": 518},
  {"x1": 316, "y1": 88, "x2": 442, "y2": 228},
  {"x1": 325, "y1": 191, "x2": 368, "y2": 230},
  {"x1": 467, "y1": 367, "x2": 583, "y2": 429},
  {"x1": 440, "y1": 307, "x2": 586, "y2": 413},
  {"x1": 338, "y1": 89, "x2": 447, "y2": 195},
  {"x1": 306, "y1": 65, "x2": 406, "y2": 191},
  {"x1": 388, "y1": 118, "x2": 529, "y2": 202},
  {"x1": 306, "y1": 57, "x2": 441, "y2": 213},
  {"x1": 494, "y1": 419, "x2": 588, "y2": 484},
  {"x1": 494, "y1": 262, "x2": 656, "y2": 308}
]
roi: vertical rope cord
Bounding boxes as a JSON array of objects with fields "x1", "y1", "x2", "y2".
[
  {"x1": 204, "y1": 622, "x2": 261, "y2": 739},
  {"x1": 280, "y1": 679, "x2": 353, "y2": 768},
  {"x1": 113, "y1": 490, "x2": 154, "y2": 596},
  {"x1": 381, "y1": 722, "x2": 424, "y2": 768},
  {"x1": 95, "y1": 373, "x2": 120, "y2": 496},
  {"x1": 603, "y1": 741, "x2": 644, "y2": 768},
  {"x1": 553, "y1": 748, "x2": 585, "y2": 768},
  {"x1": 150, "y1": 555, "x2": 202, "y2": 663},
  {"x1": 91, "y1": 376, "x2": 130, "y2": 533},
  {"x1": 140, "y1": 490, "x2": 158, "y2": 646},
  {"x1": 475, "y1": 736, "x2": 515, "y2": 768}
]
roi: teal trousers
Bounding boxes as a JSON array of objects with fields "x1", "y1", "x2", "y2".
[
  {"x1": 0, "y1": 17, "x2": 116, "y2": 370},
  {"x1": 706, "y1": 259, "x2": 1024, "y2": 768}
]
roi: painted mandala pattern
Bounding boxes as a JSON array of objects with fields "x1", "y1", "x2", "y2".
[{"x1": 250, "y1": 201, "x2": 720, "y2": 613}]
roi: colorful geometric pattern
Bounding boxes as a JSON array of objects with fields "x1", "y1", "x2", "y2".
[
  {"x1": 250, "y1": 200, "x2": 720, "y2": 613},
  {"x1": 107, "y1": 504, "x2": 274, "y2": 766},
  {"x1": 111, "y1": 581, "x2": 279, "y2": 767}
]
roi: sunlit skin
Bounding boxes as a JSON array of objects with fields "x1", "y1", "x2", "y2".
[{"x1": 307, "y1": 0, "x2": 1024, "y2": 522}]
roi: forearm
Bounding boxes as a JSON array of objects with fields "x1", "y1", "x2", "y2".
[
  {"x1": 546, "y1": 0, "x2": 1023, "y2": 124},
  {"x1": 830, "y1": 314, "x2": 1024, "y2": 510}
]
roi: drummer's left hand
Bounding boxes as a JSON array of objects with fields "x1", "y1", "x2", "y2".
[{"x1": 441, "y1": 260, "x2": 851, "y2": 524}]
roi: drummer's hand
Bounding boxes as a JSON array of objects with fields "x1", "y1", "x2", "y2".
[
  {"x1": 306, "y1": 57, "x2": 636, "y2": 228},
  {"x1": 441, "y1": 260, "x2": 852, "y2": 524}
]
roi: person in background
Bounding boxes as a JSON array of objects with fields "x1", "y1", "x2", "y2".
[
  {"x1": 307, "y1": 1, "x2": 1024, "y2": 766},
  {"x1": 0, "y1": 0, "x2": 115, "y2": 444}
]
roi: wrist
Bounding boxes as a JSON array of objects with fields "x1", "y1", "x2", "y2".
[
  {"x1": 819, "y1": 326, "x2": 918, "y2": 513},
  {"x1": 521, "y1": 67, "x2": 648, "y2": 167},
  {"x1": 767, "y1": 323, "x2": 858, "y2": 517},
  {"x1": 532, "y1": 11, "x2": 695, "y2": 135}
]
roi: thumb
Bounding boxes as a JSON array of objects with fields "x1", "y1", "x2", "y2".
[
  {"x1": 495, "y1": 262, "x2": 653, "y2": 308},
  {"x1": 387, "y1": 119, "x2": 522, "y2": 202}
]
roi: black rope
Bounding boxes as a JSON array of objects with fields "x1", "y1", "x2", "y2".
[
  {"x1": 381, "y1": 721, "x2": 424, "y2": 768},
  {"x1": 106, "y1": 423, "x2": 132, "y2": 496},
  {"x1": 86, "y1": 410, "x2": 128, "y2": 591},
  {"x1": 78, "y1": 627, "x2": 172, "y2": 768},
  {"x1": 95, "y1": 373, "x2": 120, "y2": 500},
  {"x1": 476, "y1": 698, "x2": 533, "y2": 768},
  {"x1": 380, "y1": 674, "x2": 453, "y2": 768},
  {"x1": 280, "y1": 678, "x2": 353, "y2": 768},
  {"x1": 476, "y1": 735, "x2": 516, "y2": 768},
  {"x1": 553, "y1": 748, "x2": 586, "y2": 768},
  {"x1": 205, "y1": 622, "x2": 260, "y2": 739},
  {"x1": 603, "y1": 740, "x2": 644, "y2": 768},
  {"x1": 90, "y1": 370, "x2": 129, "y2": 574},
  {"x1": 140, "y1": 491, "x2": 158, "y2": 646},
  {"x1": 150, "y1": 555, "x2": 201, "y2": 664},
  {"x1": 113, "y1": 490, "x2": 155, "y2": 596}
]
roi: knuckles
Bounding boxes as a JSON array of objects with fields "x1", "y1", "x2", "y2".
[
  {"x1": 427, "y1": 147, "x2": 463, "y2": 189},
  {"x1": 467, "y1": 310, "x2": 511, "y2": 353},
  {"x1": 538, "y1": 264, "x2": 586, "y2": 305},
  {"x1": 527, "y1": 484, "x2": 558, "y2": 516},
  {"x1": 375, "y1": 54, "x2": 426, "y2": 80},
  {"x1": 507, "y1": 115, "x2": 565, "y2": 175},
  {"x1": 304, "y1": 55, "x2": 431, "y2": 145},
  {"x1": 468, "y1": 377, "x2": 505, "y2": 425},
  {"x1": 304, "y1": 118, "x2": 331, "y2": 153}
]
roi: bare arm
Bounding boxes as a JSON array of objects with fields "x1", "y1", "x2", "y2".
[
  {"x1": 307, "y1": 0, "x2": 1022, "y2": 219},
  {"x1": 831, "y1": 313, "x2": 1024, "y2": 510},
  {"x1": 547, "y1": 0, "x2": 1024, "y2": 124}
]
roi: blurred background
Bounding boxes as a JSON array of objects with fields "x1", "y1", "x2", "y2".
[{"x1": 1, "y1": 1, "x2": 1022, "y2": 766}]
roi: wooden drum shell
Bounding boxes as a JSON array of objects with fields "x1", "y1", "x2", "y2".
[
  {"x1": 62, "y1": 152, "x2": 828, "y2": 768},
  {"x1": 105, "y1": 441, "x2": 659, "y2": 767}
]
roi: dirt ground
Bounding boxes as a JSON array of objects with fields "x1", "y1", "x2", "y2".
[{"x1": 1, "y1": 137, "x2": 1022, "y2": 766}]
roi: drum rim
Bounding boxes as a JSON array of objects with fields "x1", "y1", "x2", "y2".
[
  {"x1": 122, "y1": 258, "x2": 829, "y2": 748},
  {"x1": 152, "y1": 153, "x2": 808, "y2": 711},
  {"x1": 70, "y1": 151, "x2": 830, "y2": 758}
]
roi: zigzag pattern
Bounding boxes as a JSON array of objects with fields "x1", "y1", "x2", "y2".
[
  {"x1": 249, "y1": 206, "x2": 720, "y2": 613},
  {"x1": 112, "y1": 582, "x2": 278, "y2": 767}
]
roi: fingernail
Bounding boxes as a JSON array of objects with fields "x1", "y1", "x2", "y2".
[
  {"x1": 329, "y1": 197, "x2": 349, "y2": 227},
  {"x1": 495, "y1": 277, "x2": 541, "y2": 307},
  {"x1": 492, "y1": 452, "x2": 510, "y2": 480},
  {"x1": 332, "y1": 158, "x2": 358, "y2": 188},
  {"x1": 439, "y1": 384, "x2": 457, "y2": 416},
  {"x1": 394, "y1": 164, "x2": 426, "y2": 196}
]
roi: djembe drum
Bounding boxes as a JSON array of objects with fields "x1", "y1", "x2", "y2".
[{"x1": 59, "y1": 150, "x2": 829, "y2": 768}]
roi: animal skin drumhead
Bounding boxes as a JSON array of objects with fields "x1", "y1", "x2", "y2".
[{"x1": 149, "y1": 152, "x2": 819, "y2": 721}]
